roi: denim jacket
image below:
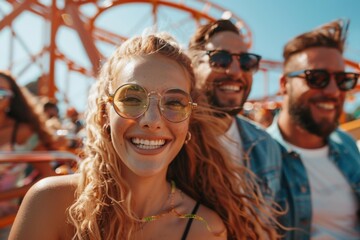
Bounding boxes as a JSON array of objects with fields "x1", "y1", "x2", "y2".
[
  {"x1": 235, "y1": 115, "x2": 282, "y2": 200},
  {"x1": 267, "y1": 120, "x2": 360, "y2": 240}
]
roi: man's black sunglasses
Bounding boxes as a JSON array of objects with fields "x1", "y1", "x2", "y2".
[
  {"x1": 286, "y1": 69, "x2": 359, "y2": 91},
  {"x1": 206, "y1": 50, "x2": 261, "y2": 73}
]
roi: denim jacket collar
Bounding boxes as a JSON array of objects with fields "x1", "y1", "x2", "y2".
[
  {"x1": 267, "y1": 116, "x2": 294, "y2": 154},
  {"x1": 267, "y1": 115, "x2": 342, "y2": 158},
  {"x1": 235, "y1": 115, "x2": 266, "y2": 153}
]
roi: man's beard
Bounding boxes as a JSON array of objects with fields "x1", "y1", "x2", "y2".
[
  {"x1": 288, "y1": 96, "x2": 340, "y2": 138},
  {"x1": 206, "y1": 79, "x2": 250, "y2": 117},
  {"x1": 209, "y1": 94, "x2": 244, "y2": 117}
]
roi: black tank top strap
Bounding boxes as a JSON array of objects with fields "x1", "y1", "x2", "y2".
[
  {"x1": 11, "y1": 121, "x2": 19, "y2": 149},
  {"x1": 181, "y1": 201, "x2": 201, "y2": 240}
]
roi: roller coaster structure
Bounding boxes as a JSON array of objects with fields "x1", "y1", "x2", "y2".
[{"x1": 0, "y1": 0, "x2": 359, "y2": 106}]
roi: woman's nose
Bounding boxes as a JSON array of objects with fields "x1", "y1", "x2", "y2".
[{"x1": 139, "y1": 98, "x2": 162, "y2": 130}]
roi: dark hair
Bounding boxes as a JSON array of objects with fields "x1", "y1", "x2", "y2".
[
  {"x1": 188, "y1": 19, "x2": 240, "y2": 51},
  {"x1": 0, "y1": 71, "x2": 55, "y2": 149},
  {"x1": 283, "y1": 19, "x2": 348, "y2": 65},
  {"x1": 44, "y1": 101, "x2": 59, "y2": 113}
]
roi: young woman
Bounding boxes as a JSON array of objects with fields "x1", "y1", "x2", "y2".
[
  {"x1": 9, "y1": 33, "x2": 280, "y2": 240},
  {"x1": 0, "y1": 71, "x2": 56, "y2": 238}
]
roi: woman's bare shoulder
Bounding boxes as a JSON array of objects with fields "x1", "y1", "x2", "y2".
[
  {"x1": 30, "y1": 173, "x2": 79, "y2": 195},
  {"x1": 9, "y1": 174, "x2": 79, "y2": 239},
  {"x1": 187, "y1": 202, "x2": 227, "y2": 240},
  {"x1": 179, "y1": 193, "x2": 227, "y2": 240},
  {"x1": 19, "y1": 174, "x2": 79, "y2": 217}
]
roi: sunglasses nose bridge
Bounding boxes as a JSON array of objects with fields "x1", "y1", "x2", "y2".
[
  {"x1": 225, "y1": 55, "x2": 242, "y2": 75},
  {"x1": 146, "y1": 91, "x2": 163, "y2": 114},
  {"x1": 148, "y1": 91, "x2": 161, "y2": 104},
  {"x1": 137, "y1": 94, "x2": 163, "y2": 129}
]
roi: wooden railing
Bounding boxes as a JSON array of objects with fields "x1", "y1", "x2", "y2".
[{"x1": 0, "y1": 151, "x2": 79, "y2": 228}]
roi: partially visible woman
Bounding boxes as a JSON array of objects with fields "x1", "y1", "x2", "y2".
[
  {"x1": 0, "y1": 71, "x2": 56, "y2": 151},
  {"x1": 0, "y1": 71, "x2": 56, "y2": 237},
  {"x1": 9, "y1": 33, "x2": 280, "y2": 240}
]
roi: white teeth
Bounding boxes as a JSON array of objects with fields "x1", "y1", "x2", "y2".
[
  {"x1": 316, "y1": 102, "x2": 335, "y2": 110},
  {"x1": 219, "y1": 85, "x2": 240, "y2": 91},
  {"x1": 131, "y1": 138, "x2": 166, "y2": 149}
]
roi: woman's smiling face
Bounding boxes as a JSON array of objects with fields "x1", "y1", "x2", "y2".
[{"x1": 108, "y1": 54, "x2": 191, "y2": 178}]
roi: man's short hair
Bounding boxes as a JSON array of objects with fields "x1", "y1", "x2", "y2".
[
  {"x1": 283, "y1": 19, "x2": 348, "y2": 65},
  {"x1": 188, "y1": 19, "x2": 240, "y2": 51}
]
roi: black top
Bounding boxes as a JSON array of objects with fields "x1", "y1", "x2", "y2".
[{"x1": 181, "y1": 201, "x2": 201, "y2": 240}]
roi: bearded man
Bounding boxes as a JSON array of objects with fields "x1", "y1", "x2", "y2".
[
  {"x1": 188, "y1": 19, "x2": 282, "y2": 201},
  {"x1": 267, "y1": 19, "x2": 360, "y2": 239}
]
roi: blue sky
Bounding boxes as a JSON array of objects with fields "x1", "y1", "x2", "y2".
[
  {"x1": 218, "y1": 0, "x2": 360, "y2": 61},
  {"x1": 0, "y1": 0, "x2": 359, "y2": 114}
]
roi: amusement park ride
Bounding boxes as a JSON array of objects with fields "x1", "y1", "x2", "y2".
[
  {"x1": 0, "y1": 0, "x2": 359, "y2": 134},
  {"x1": 0, "y1": 0, "x2": 359, "y2": 231}
]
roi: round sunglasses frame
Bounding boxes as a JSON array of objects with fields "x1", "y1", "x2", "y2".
[{"x1": 107, "y1": 83, "x2": 197, "y2": 123}]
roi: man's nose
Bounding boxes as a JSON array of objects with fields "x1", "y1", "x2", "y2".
[{"x1": 225, "y1": 56, "x2": 242, "y2": 76}]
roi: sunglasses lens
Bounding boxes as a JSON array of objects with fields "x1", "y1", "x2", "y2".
[
  {"x1": 306, "y1": 70, "x2": 329, "y2": 89},
  {"x1": 0, "y1": 89, "x2": 13, "y2": 100},
  {"x1": 161, "y1": 89, "x2": 192, "y2": 122},
  {"x1": 113, "y1": 84, "x2": 147, "y2": 118},
  {"x1": 111, "y1": 84, "x2": 193, "y2": 122},
  {"x1": 336, "y1": 73, "x2": 358, "y2": 91},
  {"x1": 208, "y1": 51, "x2": 260, "y2": 73},
  {"x1": 239, "y1": 54, "x2": 260, "y2": 72},
  {"x1": 0, "y1": 89, "x2": 12, "y2": 96},
  {"x1": 209, "y1": 51, "x2": 232, "y2": 71}
]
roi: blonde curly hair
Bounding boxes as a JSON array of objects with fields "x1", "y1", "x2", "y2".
[{"x1": 68, "y1": 32, "x2": 281, "y2": 240}]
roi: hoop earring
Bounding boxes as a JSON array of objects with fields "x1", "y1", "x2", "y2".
[{"x1": 184, "y1": 131, "x2": 192, "y2": 144}]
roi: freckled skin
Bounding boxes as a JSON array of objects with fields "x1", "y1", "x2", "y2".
[{"x1": 109, "y1": 54, "x2": 191, "y2": 179}]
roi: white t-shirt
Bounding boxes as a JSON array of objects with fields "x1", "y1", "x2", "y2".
[
  {"x1": 218, "y1": 119, "x2": 243, "y2": 165},
  {"x1": 287, "y1": 143, "x2": 360, "y2": 240}
]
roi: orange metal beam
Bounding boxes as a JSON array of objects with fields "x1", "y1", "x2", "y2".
[
  {"x1": 93, "y1": 28, "x2": 127, "y2": 46},
  {"x1": 65, "y1": 2, "x2": 101, "y2": 75},
  {"x1": 0, "y1": 0, "x2": 33, "y2": 31},
  {"x1": 46, "y1": 0, "x2": 59, "y2": 98},
  {"x1": 5, "y1": 0, "x2": 356, "y2": 107},
  {"x1": 345, "y1": 59, "x2": 360, "y2": 71}
]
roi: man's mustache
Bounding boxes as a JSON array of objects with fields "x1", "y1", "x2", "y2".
[
  {"x1": 309, "y1": 96, "x2": 340, "y2": 106},
  {"x1": 212, "y1": 77, "x2": 246, "y2": 86}
]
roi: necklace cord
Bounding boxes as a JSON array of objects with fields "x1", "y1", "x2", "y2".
[{"x1": 140, "y1": 181, "x2": 225, "y2": 237}]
